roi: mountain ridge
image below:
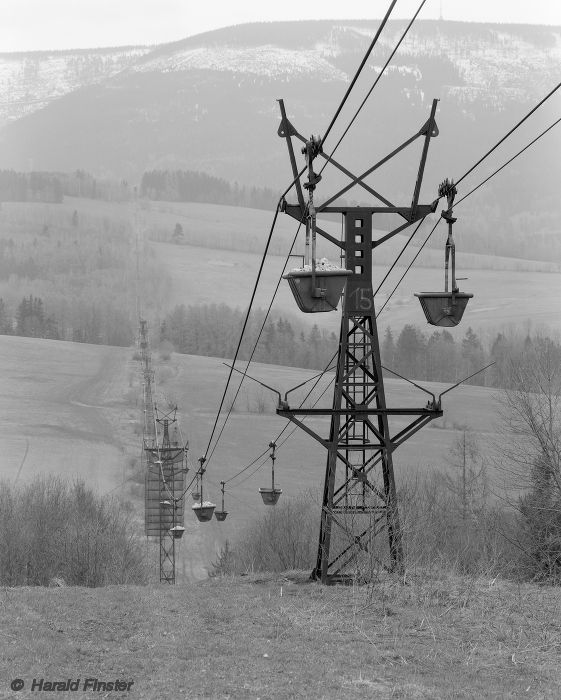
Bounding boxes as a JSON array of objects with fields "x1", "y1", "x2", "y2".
[
  {"x1": 2, "y1": 20, "x2": 559, "y2": 127},
  {"x1": 0, "y1": 19, "x2": 559, "y2": 258}
]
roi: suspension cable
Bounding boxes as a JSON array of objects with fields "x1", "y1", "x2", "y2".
[
  {"x1": 202, "y1": 200, "x2": 282, "y2": 462},
  {"x1": 455, "y1": 116, "x2": 561, "y2": 207},
  {"x1": 376, "y1": 217, "x2": 441, "y2": 318},
  {"x1": 225, "y1": 350, "x2": 338, "y2": 486},
  {"x1": 375, "y1": 109, "x2": 561, "y2": 314},
  {"x1": 175, "y1": 171, "x2": 315, "y2": 501},
  {"x1": 230, "y1": 370, "x2": 337, "y2": 488},
  {"x1": 320, "y1": 0, "x2": 429, "y2": 176},
  {"x1": 374, "y1": 216, "x2": 427, "y2": 296},
  {"x1": 205, "y1": 217, "x2": 305, "y2": 467},
  {"x1": 322, "y1": 0, "x2": 398, "y2": 144},
  {"x1": 455, "y1": 81, "x2": 561, "y2": 187}
]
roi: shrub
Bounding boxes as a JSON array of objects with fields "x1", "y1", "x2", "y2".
[
  {"x1": 233, "y1": 492, "x2": 318, "y2": 573},
  {"x1": 0, "y1": 476, "x2": 146, "y2": 586},
  {"x1": 229, "y1": 479, "x2": 518, "y2": 581}
]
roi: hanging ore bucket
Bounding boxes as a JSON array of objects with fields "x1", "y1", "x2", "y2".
[
  {"x1": 169, "y1": 525, "x2": 185, "y2": 539},
  {"x1": 415, "y1": 291, "x2": 473, "y2": 327},
  {"x1": 192, "y1": 458, "x2": 215, "y2": 522},
  {"x1": 416, "y1": 179, "x2": 472, "y2": 327},
  {"x1": 259, "y1": 442, "x2": 282, "y2": 505},
  {"x1": 283, "y1": 267, "x2": 352, "y2": 313},
  {"x1": 214, "y1": 481, "x2": 229, "y2": 522},
  {"x1": 258, "y1": 487, "x2": 282, "y2": 505},
  {"x1": 192, "y1": 502, "x2": 216, "y2": 522}
]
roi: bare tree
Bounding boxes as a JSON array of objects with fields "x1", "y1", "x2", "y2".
[
  {"x1": 442, "y1": 430, "x2": 488, "y2": 522},
  {"x1": 497, "y1": 336, "x2": 561, "y2": 582}
]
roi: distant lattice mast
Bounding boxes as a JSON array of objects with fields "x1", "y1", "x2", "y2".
[{"x1": 137, "y1": 318, "x2": 188, "y2": 584}]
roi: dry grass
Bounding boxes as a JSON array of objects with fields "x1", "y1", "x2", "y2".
[{"x1": 0, "y1": 572, "x2": 559, "y2": 699}]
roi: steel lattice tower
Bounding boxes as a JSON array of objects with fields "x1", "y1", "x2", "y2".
[
  {"x1": 277, "y1": 99, "x2": 445, "y2": 583},
  {"x1": 139, "y1": 320, "x2": 188, "y2": 584}
]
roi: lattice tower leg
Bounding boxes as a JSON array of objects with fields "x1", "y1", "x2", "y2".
[
  {"x1": 313, "y1": 212, "x2": 404, "y2": 584},
  {"x1": 159, "y1": 464, "x2": 176, "y2": 584}
]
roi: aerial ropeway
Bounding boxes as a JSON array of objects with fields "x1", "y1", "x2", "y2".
[
  {"x1": 258, "y1": 441, "x2": 282, "y2": 505},
  {"x1": 415, "y1": 179, "x2": 473, "y2": 327},
  {"x1": 214, "y1": 481, "x2": 228, "y2": 522},
  {"x1": 191, "y1": 457, "x2": 216, "y2": 522}
]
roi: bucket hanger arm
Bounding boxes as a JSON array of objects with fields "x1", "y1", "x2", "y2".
[{"x1": 439, "y1": 178, "x2": 458, "y2": 294}]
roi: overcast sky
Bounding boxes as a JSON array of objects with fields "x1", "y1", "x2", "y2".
[{"x1": 2, "y1": 0, "x2": 561, "y2": 52}]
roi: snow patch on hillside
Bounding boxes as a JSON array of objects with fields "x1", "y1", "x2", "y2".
[
  {"x1": 348, "y1": 24, "x2": 561, "y2": 98},
  {"x1": 0, "y1": 48, "x2": 151, "y2": 125},
  {"x1": 132, "y1": 45, "x2": 348, "y2": 81}
]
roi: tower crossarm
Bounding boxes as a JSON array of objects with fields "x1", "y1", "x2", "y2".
[{"x1": 277, "y1": 407, "x2": 442, "y2": 417}]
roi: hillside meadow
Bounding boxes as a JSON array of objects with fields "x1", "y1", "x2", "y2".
[
  {"x1": 2, "y1": 338, "x2": 560, "y2": 699},
  {"x1": 2, "y1": 197, "x2": 559, "y2": 346},
  {"x1": 0, "y1": 335, "x2": 131, "y2": 490},
  {"x1": 142, "y1": 200, "x2": 561, "y2": 339},
  {"x1": 1, "y1": 332, "x2": 503, "y2": 582}
]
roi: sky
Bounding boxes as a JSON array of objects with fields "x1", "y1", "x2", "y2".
[{"x1": 1, "y1": 0, "x2": 561, "y2": 52}]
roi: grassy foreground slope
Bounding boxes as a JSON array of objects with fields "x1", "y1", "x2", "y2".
[{"x1": 1, "y1": 573, "x2": 560, "y2": 699}]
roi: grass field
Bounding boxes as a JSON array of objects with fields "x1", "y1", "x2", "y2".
[
  {"x1": 1, "y1": 572, "x2": 560, "y2": 699},
  {"x1": 0, "y1": 335, "x2": 132, "y2": 492},
  {"x1": 147, "y1": 214, "x2": 561, "y2": 339},
  {"x1": 4, "y1": 197, "x2": 558, "y2": 340}
]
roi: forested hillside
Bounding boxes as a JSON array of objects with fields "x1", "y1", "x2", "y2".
[{"x1": 0, "y1": 201, "x2": 169, "y2": 345}]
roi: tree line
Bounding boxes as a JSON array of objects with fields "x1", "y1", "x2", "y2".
[
  {"x1": 0, "y1": 168, "x2": 280, "y2": 211},
  {"x1": 2, "y1": 268, "x2": 558, "y2": 396},
  {"x1": 160, "y1": 303, "x2": 338, "y2": 371},
  {"x1": 159, "y1": 302, "x2": 561, "y2": 391},
  {"x1": 140, "y1": 169, "x2": 279, "y2": 211},
  {"x1": 382, "y1": 324, "x2": 561, "y2": 389},
  {"x1": 0, "y1": 170, "x2": 63, "y2": 203},
  {"x1": 0, "y1": 294, "x2": 133, "y2": 345}
]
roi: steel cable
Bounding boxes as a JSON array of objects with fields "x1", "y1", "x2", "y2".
[
  {"x1": 321, "y1": 0, "x2": 398, "y2": 145},
  {"x1": 225, "y1": 350, "x2": 338, "y2": 486},
  {"x1": 230, "y1": 371, "x2": 337, "y2": 488},
  {"x1": 320, "y1": 0, "x2": 429, "y2": 177},
  {"x1": 204, "y1": 217, "x2": 305, "y2": 467},
  {"x1": 376, "y1": 216, "x2": 441, "y2": 318},
  {"x1": 374, "y1": 216, "x2": 427, "y2": 296},
  {"x1": 455, "y1": 116, "x2": 561, "y2": 207},
  {"x1": 201, "y1": 201, "x2": 282, "y2": 463},
  {"x1": 455, "y1": 81, "x2": 561, "y2": 187}
]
